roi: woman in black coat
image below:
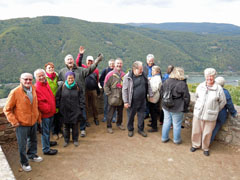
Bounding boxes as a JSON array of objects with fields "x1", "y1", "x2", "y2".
[{"x1": 56, "y1": 71, "x2": 84, "y2": 147}]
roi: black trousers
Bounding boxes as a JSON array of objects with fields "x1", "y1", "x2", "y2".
[
  {"x1": 149, "y1": 101, "x2": 160, "y2": 129},
  {"x1": 107, "y1": 104, "x2": 123, "y2": 128},
  {"x1": 127, "y1": 101, "x2": 145, "y2": 132},
  {"x1": 63, "y1": 123, "x2": 79, "y2": 142},
  {"x1": 52, "y1": 112, "x2": 63, "y2": 135}
]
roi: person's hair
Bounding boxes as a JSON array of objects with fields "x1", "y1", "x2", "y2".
[
  {"x1": 204, "y1": 68, "x2": 217, "y2": 77},
  {"x1": 34, "y1": 69, "x2": 46, "y2": 79},
  {"x1": 65, "y1": 71, "x2": 75, "y2": 79},
  {"x1": 146, "y1": 54, "x2": 154, "y2": 61},
  {"x1": 115, "y1": 58, "x2": 123, "y2": 64},
  {"x1": 169, "y1": 67, "x2": 185, "y2": 80},
  {"x1": 44, "y1": 62, "x2": 54, "y2": 70},
  {"x1": 64, "y1": 54, "x2": 74, "y2": 63},
  {"x1": 152, "y1": 65, "x2": 161, "y2": 73},
  {"x1": 167, "y1": 65, "x2": 174, "y2": 74},
  {"x1": 20, "y1": 73, "x2": 33, "y2": 79},
  {"x1": 215, "y1": 76, "x2": 225, "y2": 87},
  {"x1": 108, "y1": 59, "x2": 115, "y2": 64},
  {"x1": 132, "y1": 61, "x2": 143, "y2": 69}
]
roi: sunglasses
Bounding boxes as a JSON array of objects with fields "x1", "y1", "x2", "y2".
[{"x1": 22, "y1": 78, "x2": 33, "y2": 81}]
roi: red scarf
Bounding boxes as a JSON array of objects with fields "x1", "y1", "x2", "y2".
[{"x1": 46, "y1": 72, "x2": 56, "y2": 81}]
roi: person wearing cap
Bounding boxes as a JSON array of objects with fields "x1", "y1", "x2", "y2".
[
  {"x1": 191, "y1": 68, "x2": 226, "y2": 156},
  {"x1": 4, "y1": 73, "x2": 42, "y2": 172},
  {"x1": 58, "y1": 49, "x2": 103, "y2": 137},
  {"x1": 210, "y1": 76, "x2": 238, "y2": 143},
  {"x1": 34, "y1": 69, "x2": 58, "y2": 156},
  {"x1": 56, "y1": 71, "x2": 84, "y2": 147},
  {"x1": 81, "y1": 55, "x2": 100, "y2": 126}
]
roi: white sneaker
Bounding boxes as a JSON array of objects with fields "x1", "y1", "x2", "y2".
[
  {"x1": 21, "y1": 163, "x2": 32, "y2": 172},
  {"x1": 29, "y1": 155, "x2": 43, "y2": 162},
  {"x1": 80, "y1": 130, "x2": 86, "y2": 137}
]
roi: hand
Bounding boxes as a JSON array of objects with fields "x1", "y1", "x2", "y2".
[
  {"x1": 13, "y1": 122, "x2": 20, "y2": 127},
  {"x1": 124, "y1": 103, "x2": 129, "y2": 109},
  {"x1": 95, "y1": 53, "x2": 103, "y2": 64},
  {"x1": 79, "y1": 46, "x2": 85, "y2": 54}
]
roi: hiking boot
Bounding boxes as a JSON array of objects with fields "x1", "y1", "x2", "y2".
[
  {"x1": 44, "y1": 149, "x2": 58, "y2": 155},
  {"x1": 203, "y1": 151, "x2": 209, "y2": 156},
  {"x1": 162, "y1": 139, "x2": 170, "y2": 143},
  {"x1": 74, "y1": 141, "x2": 79, "y2": 147},
  {"x1": 190, "y1": 147, "x2": 197, "y2": 152},
  {"x1": 128, "y1": 131, "x2": 134, "y2": 137},
  {"x1": 147, "y1": 128, "x2": 158, "y2": 133},
  {"x1": 138, "y1": 130, "x2": 147, "y2": 137},
  {"x1": 94, "y1": 119, "x2": 99, "y2": 126},
  {"x1": 29, "y1": 155, "x2": 43, "y2": 162},
  {"x1": 86, "y1": 122, "x2": 91, "y2": 127},
  {"x1": 107, "y1": 128, "x2": 113, "y2": 134},
  {"x1": 80, "y1": 130, "x2": 86, "y2": 137},
  {"x1": 117, "y1": 124, "x2": 125, "y2": 130},
  {"x1": 50, "y1": 141, "x2": 57, "y2": 147},
  {"x1": 63, "y1": 142, "x2": 69, "y2": 147},
  {"x1": 21, "y1": 163, "x2": 32, "y2": 172}
]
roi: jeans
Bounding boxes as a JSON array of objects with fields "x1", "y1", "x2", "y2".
[
  {"x1": 162, "y1": 109, "x2": 183, "y2": 143},
  {"x1": 103, "y1": 93, "x2": 116, "y2": 121},
  {"x1": 16, "y1": 123, "x2": 38, "y2": 165},
  {"x1": 41, "y1": 116, "x2": 53, "y2": 153},
  {"x1": 80, "y1": 108, "x2": 87, "y2": 131}
]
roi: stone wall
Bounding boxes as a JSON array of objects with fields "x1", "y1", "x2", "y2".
[{"x1": 0, "y1": 94, "x2": 239, "y2": 146}]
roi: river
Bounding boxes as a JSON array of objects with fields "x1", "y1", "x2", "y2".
[{"x1": 186, "y1": 75, "x2": 240, "y2": 86}]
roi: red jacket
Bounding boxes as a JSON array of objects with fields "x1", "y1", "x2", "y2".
[{"x1": 35, "y1": 81, "x2": 56, "y2": 118}]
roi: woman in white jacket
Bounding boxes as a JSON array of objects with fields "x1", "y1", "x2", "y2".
[
  {"x1": 191, "y1": 68, "x2": 226, "y2": 156},
  {"x1": 147, "y1": 65, "x2": 162, "y2": 132}
]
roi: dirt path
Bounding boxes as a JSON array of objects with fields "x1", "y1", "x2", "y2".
[{"x1": 3, "y1": 111, "x2": 240, "y2": 180}]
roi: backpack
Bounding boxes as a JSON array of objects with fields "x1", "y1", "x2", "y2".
[
  {"x1": 162, "y1": 86, "x2": 174, "y2": 108},
  {"x1": 85, "y1": 73, "x2": 98, "y2": 90}
]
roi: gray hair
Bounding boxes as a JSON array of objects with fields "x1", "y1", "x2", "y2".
[
  {"x1": 115, "y1": 58, "x2": 123, "y2": 64},
  {"x1": 20, "y1": 73, "x2": 33, "y2": 79},
  {"x1": 108, "y1": 59, "x2": 115, "y2": 64},
  {"x1": 169, "y1": 67, "x2": 185, "y2": 80},
  {"x1": 64, "y1": 54, "x2": 74, "y2": 63},
  {"x1": 146, "y1": 54, "x2": 154, "y2": 61},
  {"x1": 152, "y1": 65, "x2": 161, "y2": 73},
  {"x1": 215, "y1": 76, "x2": 225, "y2": 87},
  {"x1": 132, "y1": 61, "x2": 143, "y2": 69},
  {"x1": 34, "y1": 69, "x2": 46, "y2": 79},
  {"x1": 204, "y1": 68, "x2": 217, "y2": 77}
]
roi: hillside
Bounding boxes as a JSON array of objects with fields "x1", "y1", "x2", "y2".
[
  {"x1": 0, "y1": 16, "x2": 240, "y2": 84},
  {"x1": 128, "y1": 22, "x2": 240, "y2": 35}
]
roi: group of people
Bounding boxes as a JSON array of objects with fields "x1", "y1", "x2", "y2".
[{"x1": 3, "y1": 46, "x2": 238, "y2": 172}]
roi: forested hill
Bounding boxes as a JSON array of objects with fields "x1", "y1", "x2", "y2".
[
  {"x1": 0, "y1": 16, "x2": 240, "y2": 83},
  {"x1": 128, "y1": 22, "x2": 240, "y2": 35}
]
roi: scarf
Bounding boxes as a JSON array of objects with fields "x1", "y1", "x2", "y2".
[
  {"x1": 46, "y1": 72, "x2": 56, "y2": 81},
  {"x1": 65, "y1": 80, "x2": 76, "y2": 89}
]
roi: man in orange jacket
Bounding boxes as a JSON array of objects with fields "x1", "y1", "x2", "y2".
[{"x1": 4, "y1": 73, "x2": 43, "y2": 172}]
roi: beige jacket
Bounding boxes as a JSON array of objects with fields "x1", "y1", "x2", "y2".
[{"x1": 193, "y1": 81, "x2": 226, "y2": 121}]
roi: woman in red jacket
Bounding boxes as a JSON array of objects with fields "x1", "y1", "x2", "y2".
[{"x1": 34, "y1": 69, "x2": 58, "y2": 155}]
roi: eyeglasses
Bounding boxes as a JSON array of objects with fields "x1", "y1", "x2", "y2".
[{"x1": 22, "y1": 78, "x2": 33, "y2": 81}]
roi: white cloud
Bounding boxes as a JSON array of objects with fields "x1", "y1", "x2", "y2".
[{"x1": 0, "y1": 0, "x2": 239, "y2": 26}]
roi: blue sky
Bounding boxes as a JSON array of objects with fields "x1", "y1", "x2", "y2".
[{"x1": 0, "y1": 0, "x2": 240, "y2": 26}]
